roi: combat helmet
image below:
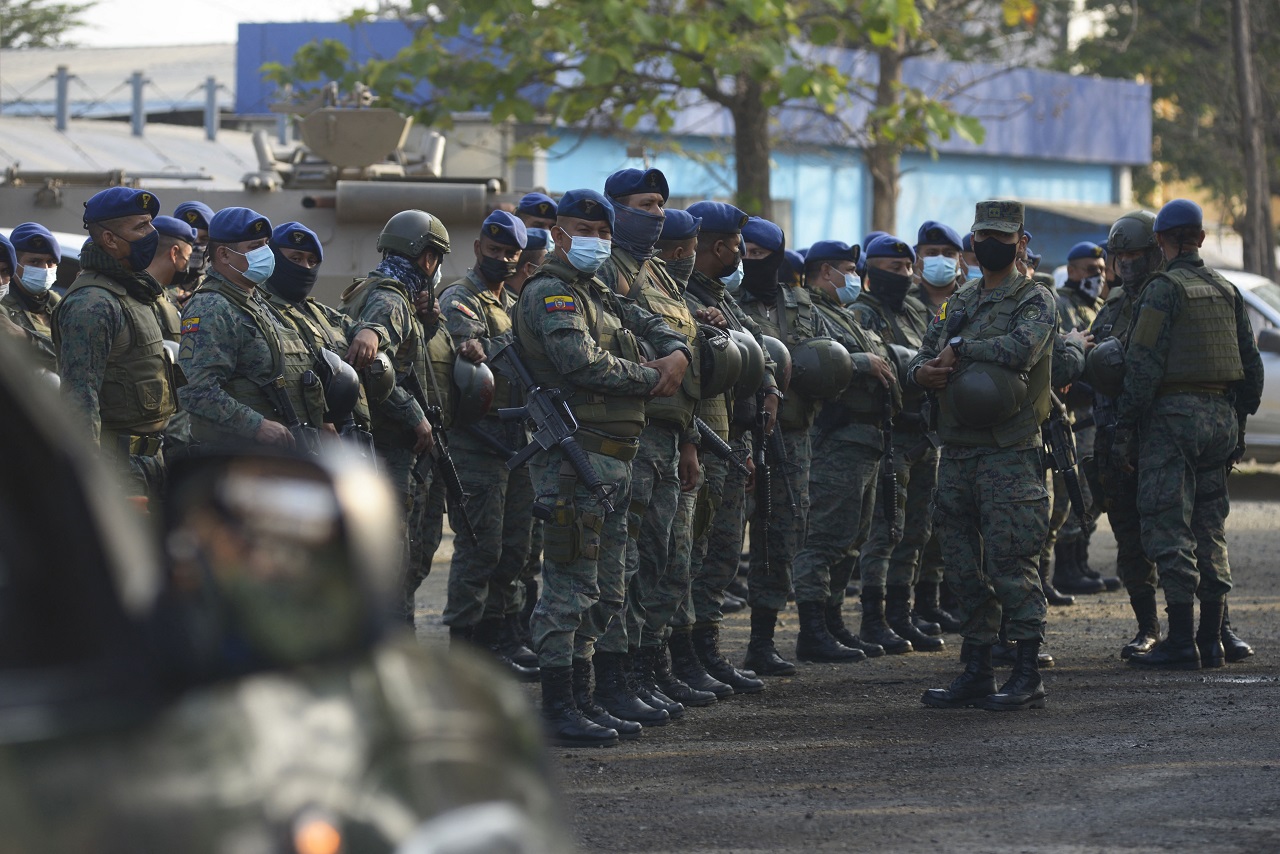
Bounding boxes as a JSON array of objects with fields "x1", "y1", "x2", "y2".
[
  {"x1": 760, "y1": 335, "x2": 791, "y2": 394},
  {"x1": 789, "y1": 337, "x2": 854, "y2": 400},
  {"x1": 317, "y1": 348, "x2": 361, "y2": 420},
  {"x1": 728, "y1": 329, "x2": 766, "y2": 397},
  {"x1": 1085, "y1": 336, "x2": 1126, "y2": 397},
  {"x1": 887, "y1": 344, "x2": 918, "y2": 387},
  {"x1": 1107, "y1": 210, "x2": 1157, "y2": 253},
  {"x1": 698, "y1": 325, "x2": 744, "y2": 399},
  {"x1": 377, "y1": 210, "x2": 451, "y2": 259},
  {"x1": 945, "y1": 362, "x2": 1028, "y2": 428},
  {"x1": 362, "y1": 352, "x2": 396, "y2": 405},
  {"x1": 452, "y1": 358, "x2": 496, "y2": 427}
]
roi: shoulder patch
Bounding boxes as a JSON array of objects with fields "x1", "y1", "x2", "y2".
[
  {"x1": 937, "y1": 300, "x2": 948, "y2": 321},
  {"x1": 1019, "y1": 304, "x2": 1043, "y2": 322},
  {"x1": 543, "y1": 294, "x2": 576, "y2": 313},
  {"x1": 181, "y1": 316, "x2": 200, "y2": 334},
  {"x1": 455, "y1": 302, "x2": 479, "y2": 320}
]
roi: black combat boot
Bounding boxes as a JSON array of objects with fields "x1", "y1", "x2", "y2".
[
  {"x1": 690, "y1": 623, "x2": 764, "y2": 694},
  {"x1": 542, "y1": 664, "x2": 619, "y2": 747},
  {"x1": 921, "y1": 641, "x2": 996, "y2": 709},
  {"x1": 1053, "y1": 540, "x2": 1105, "y2": 595},
  {"x1": 1121, "y1": 590, "x2": 1161, "y2": 659},
  {"x1": 795, "y1": 601, "x2": 866, "y2": 663},
  {"x1": 1195, "y1": 600, "x2": 1226, "y2": 669},
  {"x1": 627, "y1": 647, "x2": 684, "y2": 720},
  {"x1": 473, "y1": 618, "x2": 539, "y2": 682},
  {"x1": 992, "y1": 615, "x2": 1054, "y2": 667},
  {"x1": 913, "y1": 581, "x2": 963, "y2": 632},
  {"x1": 670, "y1": 626, "x2": 734, "y2": 698},
  {"x1": 858, "y1": 586, "x2": 912, "y2": 654},
  {"x1": 592, "y1": 651, "x2": 670, "y2": 725},
  {"x1": 743, "y1": 608, "x2": 798, "y2": 676},
  {"x1": 650, "y1": 640, "x2": 717, "y2": 707},
  {"x1": 1038, "y1": 555, "x2": 1076, "y2": 607},
  {"x1": 886, "y1": 585, "x2": 944, "y2": 651},
  {"x1": 448, "y1": 624, "x2": 474, "y2": 651},
  {"x1": 1129, "y1": 603, "x2": 1200, "y2": 670},
  {"x1": 722, "y1": 591, "x2": 746, "y2": 614},
  {"x1": 572, "y1": 658, "x2": 641, "y2": 740},
  {"x1": 824, "y1": 602, "x2": 884, "y2": 658},
  {"x1": 1077, "y1": 538, "x2": 1121, "y2": 591},
  {"x1": 982, "y1": 639, "x2": 1047, "y2": 711},
  {"x1": 501, "y1": 612, "x2": 539, "y2": 668},
  {"x1": 1221, "y1": 601, "x2": 1254, "y2": 662}
]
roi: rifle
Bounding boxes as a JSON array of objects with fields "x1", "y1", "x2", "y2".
[
  {"x1": 404, "y1": 369, "x2": 479, "y2": 545},
  {"x1": 903, "y1": 394, "x2": 942, "y2": 464},
  {"x1": 766, "y1": 425, "x2": 798, "y2": 512},
  {"x1": 879, "y1": 387, "x2": 900, "y2": 539},
  {"x1": 695, "y1": 416, "x2": 749, "y2": 477},
  {"x1": 337, "y1": 415, "x2": 378, "y2": 473},
  {"x1": 259, "y1": 373, "x2": 321, "y2": 455},
  {"x1": 489, "y1": 343, "x2": 619, "y2": 513},
  {"x1": 751, "y1": 391, "x2": 772, "y2": 574},
  {"x1": 1043, "y1": 391, "x2": 1092, "y2": 526}
]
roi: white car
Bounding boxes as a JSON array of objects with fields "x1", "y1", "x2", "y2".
[{"x1": 1220, "y1": 270, "x2": 1280, "y2": 463}]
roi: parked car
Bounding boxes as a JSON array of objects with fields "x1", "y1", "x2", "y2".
[{"x1": 1220, "y1": 270, "x2": 1280, "y2": 463}]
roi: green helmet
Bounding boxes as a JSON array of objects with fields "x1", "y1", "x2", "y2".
[
  {"x1": 887, "y1": 344, "x2": 918, "y2": 387},
  {"x1": 728, "y1": 329, "x2": 766, "y2": 396},
  {"x1": 451, "y1": 357, "x2": 496, "y2": 427},
  {"x1": 377, "y1": 209, "x2": 451, "y2": 259},
  {"x1": 1085, "y1": 335, "x2": 1126, "y2": 397},
  {"x1": 789, "y1": 337, "x2": 854, "y2": 400},
  {"x1": 698, "y1": 324, "x2": 744, "y2": 399},
  {"x1": 361, "y1": 352, "x2": 396, "y2": 405},
  {"x1": 945, "y1": 362, "x2": 1028, "y2": 428},
  {"x1": 1107, "y1": 210, "x2": 1157, "y2": 253},
  {"x1": 760, "y1": 335, "x2": 791, "y2": 394},
  {"x1": 317, "y1": 349, "x2": 361, "y2": 420}
]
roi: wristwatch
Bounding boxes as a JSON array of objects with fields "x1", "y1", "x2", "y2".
[
  {"x1": 762, "y1": 387, "x2": 785, "y2": 402},
  {"x1": 947, "y1": 336, "x2": 964, "y2": 355}
]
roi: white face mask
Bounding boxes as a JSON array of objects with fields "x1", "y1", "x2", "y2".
[
  {"x1": 18, "y1": 265, "x2": 57, "y2": 295},
  {"x1": 835, "y1": 271, "x2": 862, "y2": 305}
]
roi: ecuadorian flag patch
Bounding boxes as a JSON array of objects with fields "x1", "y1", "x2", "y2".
[
  {"x1": 181, "y1": 316, "x2": 200, "y2": 334},
  {"x1": 456, "y1": 303, "x2": 479, "y2": 320},
  {"x1": 544, "y1": 295, "x2": 576, "y2": 313}
]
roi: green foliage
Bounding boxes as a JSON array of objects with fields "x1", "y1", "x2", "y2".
[{"x1": 0, "y1": 0, "x2": 94, "y2": 48}]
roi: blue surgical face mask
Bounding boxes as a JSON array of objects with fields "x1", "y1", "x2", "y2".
[
  {"x1": 720, "y1": 264, "x2": 743, "y2": 294},
  {"x1": 229, "y1": 244, "x2": 276, "y2": 285},
  {"x1": 835, "y1": 271, "x2": 862, "y2": 305},
  {"x1": 921, "y1": 255, "x2": 959, "y2": 288},
  {"x1": 562, "y1": 230, "x2": 612, "y2": 275},
  {"x1": 18, "y1": 265, "x2": 57, "y2": 295}
]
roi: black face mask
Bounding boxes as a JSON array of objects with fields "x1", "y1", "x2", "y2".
[
  {"x1": 664, "y1": 255, "x2": 695, "y2": 286},
  {"x1": 741, "y1": 252, "x2": 784, "y2": 300},
  {"x1": 268, "y1": 252, "x2": 318, "y2": 303},
  {"x1": 972, "y1": 235, "x2": 1019, "y2": 273},
  {"x1": 1117, "y1": 249, "x2": 1161, "y2": 287},
  {"x1": 868, "y1": 267, "x2": 913, "y2": 312},
  {"x1": 173, "y1": 246, "x2": 207, "y2": 288},
  {"x1": 478, "y1": 255, "x2": 518, "y2": 284}
]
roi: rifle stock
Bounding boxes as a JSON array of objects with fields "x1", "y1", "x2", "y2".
[
  {"x1": 695, "y1": 417, "x2": 749, "y2": 476},
  {"x1": 1044, "y1": 392, "x2": 1091, "y2": 525}
]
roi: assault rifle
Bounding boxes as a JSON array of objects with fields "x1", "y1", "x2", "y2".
[
  {"x1": 260, "y1": 374, "x2": 321, "y2": 455},
  {"x1": 751, "y1": 391, "x2": 772, "y2": 574},
  {"x1": 1044, "y1": 391, "x2": 1091, "y2": 525},
  {"x1": 404, "y1": 368, "x2": 478, "y2": 545},
  {"x1": 879, "y1": 388, "x2": 900, "y2": 539},
  {"x1": 695, "y1": 416, "x2": 750, "y2": 477}
]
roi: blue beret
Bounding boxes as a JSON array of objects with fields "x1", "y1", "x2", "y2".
[
  {"x1": 173, "y1": 200, "x2": 215, "y2": 231},
  {"x1": 517, "y1": 192, "x2": 558, "y2": 219},
  {"x1": 557, "y1": 189, "x2": 615, "y2": 231},
  {"x1": 9, "y1": 222, "x2": 61, "y2": 262},
  {"x1": 0, "y1": 235, "x2": 16, "y2": 276},
  {"x1": 866, "y1": 234, "x2": 916, "y2": 262},
  {"x1": 742, "y1": 216, "x2": 785, "y2": 253},
  {"x1": 916, "y1": 220, "x2": 963, "y2": 251},
  {"x1": 209, "y1": 207, "x2": 272, "y2": 244},
  {"x1": 686, "y1": 201, "x2": 748, "y2": 235},
  {"x1": 605, "y1": 168, "x2": 670, "y2": 203},
  {"x1": 1155, "y1": 199, "x2": 1203, "y2": 232},
  {"x1": 806, "y1": 240, "x2": 860, "y2": 266},
  {"x1": 962, "y1": 233, "x2": 974, "y2": 252},
  {"x1": 780, "y1": 249, "x2": 805, "y2": 283},
  {"x1": 153, "y1": 216, "x2": 198, "y2": 245},
  {"x1": 1024, "y1": 230, "x2": 1034, "y2": 244},
  {"x1": 270, "y1": 221, "x2": 323, "y2": 262},
  {"x1": 797, "y1": 247, "x2": 809, "y2": 258},
  {"x1": 660, "y1": 209, "x2": 701, "y2": 241},
  {"x1": 1027, "y1": 251, "x2": 1043, "y2": 266},
  {"x1": 524, "y1": 227, "x2": 550, "y2": 251},
  {"x1": 1067, "y1": 241, "x2": 1106, "y2": 262},
  {"x1": 83, "y1": 187, "x2": 160, "y2": 226},
  {"x1": 481, "y1": 210, "x2": 527, "y2": 249}
]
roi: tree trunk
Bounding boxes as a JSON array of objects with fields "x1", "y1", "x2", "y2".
[
  {"x1": 1232, "y1": 0, "x2": 1276, "y2": 279},
  {"x1": 731, "y1": 75, "x2": 773, "y2": 221},
  {"x1": 867, "y1": 45, "x2": 903, "y2": 234}
]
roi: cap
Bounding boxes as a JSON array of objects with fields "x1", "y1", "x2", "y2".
[
  {"x1": 686, "y1": 201, "x2": 748, "y2": 234},
  {"x1": 1155, "y1": 199, "x2": 1203, "y2": 232},
  {"x1": 557, "y1": 189, "x2": 615, "y2": 231},
  {"x1": 660, "y1": 209, "x2": 701, "y2": 241},
  {"x1": 270, "y1": 221, "x2": 323, "y2": 262},
  {"x1": 806, "y1": 240, "x2": 860, "y2": 266},
  {"x1": 481, "y1": 210, "x2": 528, "y2": 249},
  {"x1": 173, "y1": 200, "x2": 215, "y2": 231},
  {"x1": 83, "y1": 187, "x2": 160, "y2": 225},
  {"x1": 866, "y1": 234, "x2": 916, "y2": 262},
  {"x1": 604, "y1": 167, "x2": 670, "y2": 203},
  {"x1": 208, "y1": 207, "x2": 272, "y2": 244},
  {"x1": 971, "y1": 200, "x2": 1024, "y2": 234},
  {"x1": 1026, "y1": 251, "x2": 1043, "y2": 267},
  {"x1": 517, "y1": 192, "x2": 557, "y2": 220},
  {"x1": 524, "y1": 227, "x2": 551, "y2": 252},
  {"x1": 152, "y1": 216, "x2": 198, "y2": 245},
  {"x1": 9, "y1": 222, "x2": 61, "y2": 262},
  {"x1": 916, "y1": 220, "x2": 963, "y2": 251},
  {"x1": 1067, "y1": 241, "x2": 1106, "y2": 262},
  {"x1": 742, "y1": 216, "x2": 785, "y2": 253}
]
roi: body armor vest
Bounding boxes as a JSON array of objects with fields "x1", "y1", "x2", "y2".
[
  {"x1": 265, "y1": 291, "x2": 372, "y2": 427},
  {"x1": 814, "y1": 296, "x2": 900, "y2": 417},
  {"x1": 1094, "y1": 285, "x2": 1140, "y2": 342},
  {"x1": 745, "y1": 286, "x2": 820, "y2": 431},
  {"x1": 1156, "y1": 266, "x2": 1245, "y2": 387},
  {"x1": 619, "y1": 253, "x2": 700, "y2": 429},
  {"x1": 852, "y1": 291, "x2": 923, "y2": 421},
  {"x1": 440, "y1": 276, "x2": 515, "y2": 411}
]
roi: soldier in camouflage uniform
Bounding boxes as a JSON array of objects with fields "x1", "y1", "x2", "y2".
[
  {"x1": 512, "y1": 188, "x2": 690, "y2": 747},
  {"x1": 1111, "y1": 200, "x2": 1263, "y2": 671},
  {"x1": 913, "y1": 200, "x2": 1055, "y2": 712},
  {"x1": 55, "y1": 188, "x2": 177, "y2": 499},
  {"x1": 143, "y1": 216, "x2": 203, "y2": 462},
  {"x1": 170, "y1": 200, "x2": 215, "y2": 309},
  {"x1": 4, "y1": 223, "x2": 62, "y2": 374},
  {"x1": 515, "y1": 192, "x2": 558, "y2": 231}
]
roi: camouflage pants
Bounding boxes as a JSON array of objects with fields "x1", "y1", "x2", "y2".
[
  {"x1": 747, "y1": 428, "x2": 812, "y2": 611},
  {"x1": 1097, "y1": 460, "x2": 1157, "y2": 598},
  {"x1": 918, "y1": 532, "x2": 945, "y2": 587},
  {"x1": 1137, "y1": 396, "x2": 1237, "y2": 606},
  {"x1": 1040, "y1": 468, "x2": 1072, "y2": 568},
  {"x1": 682, "y1": 440, "x2": 748, "y2": 626},
  {"x1": 482, "y1": 464, "x2": 537, "y2": 620},
  {"x1": 378, "y1": 443, "x2": 427, "y2": 620},
  {"x1": 668, "y1": 483, "x2": 702, "y2": 630},
  {"x1": 793, "y1": 431, "x2": 879, "y2": 604},
  {"x1": 859, "y1": 438, "x2": 938, "y2": 589},
  {"x1": 933, "y1": 447, "x2": 1049, "y2": 645},
  {"x1": 529, "y1": 447, "x2": 632, "y2": 669}
]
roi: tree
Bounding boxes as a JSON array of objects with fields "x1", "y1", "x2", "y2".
[{"x1": 0, "y1": 0, "x2": 94, "y2": 48}]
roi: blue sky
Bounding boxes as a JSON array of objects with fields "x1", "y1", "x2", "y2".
[{"x1": 76, "y1": 0, "x2": 363, "y2": 47}]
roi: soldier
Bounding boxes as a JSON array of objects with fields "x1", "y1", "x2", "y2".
[
  {"x1": 146, "y1": 216, "x2": 200, "y2": 461},
  {"x1": 170, "y1": 200, "x2": 215, "y2": 307},
  {"x1": 54, "y1": 188, "x2": 176, "y2": 499},
  {"x1": 3, "y1": 223, "x2": 62, "y2": 374},
  {"x1": 510, "y1": 227, "x2": 550, "y2": 296},
  {"x1": 914, "y1": 200, "x2": 1055, "y2": 712},
  {"x1": 1111, "y1": 200, "x2": 1263, "y2": 670},
  {"x1": 512, "y1": 187, "x2": 690, "y2": 747},
  {"x1": 516, "y1": 192, "x2": 558, "y2": 231},
  {"x1": 961, "y1": 233, "x2": 978, "y2": 275},
  {"x1": 913, "y1": 220, "x2": 965, "y2": 321},
  {"x1": 438, "y1": 210, "x2": 538, "y2": 680}
]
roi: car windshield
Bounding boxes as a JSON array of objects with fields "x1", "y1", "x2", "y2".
[{"x1": 1249, "y1": 281, "x2": 1280, "y2": 314}]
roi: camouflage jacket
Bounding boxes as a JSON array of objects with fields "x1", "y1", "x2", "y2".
[
  {"x1": 1056, "y1": 283, "x2": 1103, "y2": 333},
  {"x1": 1, "y1": 288, "x2": 59, "y2": 373}
]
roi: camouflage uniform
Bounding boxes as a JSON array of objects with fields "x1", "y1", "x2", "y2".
[
  {"x1": 2, "y1": 288, "x2": 60, "y2": 373},
  {"x1": 906, "y1": 286, "x2": 949, "y2": 594},
  {"x1": 1053, "y1": 283, "x2": 1104, "y2": 549}
]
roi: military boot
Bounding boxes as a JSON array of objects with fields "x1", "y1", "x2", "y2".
[
  {"x1": 1221, "y1": 601, "x2": 1254, "y2": 662},
  {"x1": 542, "y1": 664, "x2": 619, "y2": 747},
  {"x1": 501, "y1": 612, "x2": 539, "y2": 668},
  {"x1": 670, "y1": 626, "x2": 734, "y2": 698},
  {"x1": 473, "y1": 618, "x2": 539, "y2": 683},
  {"x1": 913, "y1": 581, "x2": 963, "y2": 632},
  {"x1": 795, "y1": 601, "x2": 866, "y2": 663},
  {"x1": 992, "y1": 616, "x2": 1054, "y2": 667},
  {"x1": 1038, "y1": 554, "x2": 1076, "y2": 607},
  {"x1": 1077, "y1": 538, "x2": 1121, "y2": 591},
  {"x1": 1053, "y1": 540, "x2": 1105, "y2": 595},
  {"x1": 572, "y1": 658, "x2": 642, "y2": 740},
  {"x1": 743, "y1": 607, "x2": 797, "y2": 676},
  {"x1": 1129, "y1": 603, "x2": 1200, "y2": 670},
  {"x1": 922, "y1": 641, "x2": 996, "y2": 709},
  {"x1": 592, "y1": 651, "x2": 670, "y2": 725},
  {"x1": 824, "y1": 602, "x2": 884, "y2": 658},
  {"x1": 982, "y1": 639, "x2": 1047, "y2": 711},
  {"x1": 858, "y1": 585, "x2": 912, "y2": 654},
  {"x1": 1121, "y1": 590, "x2": 1161, "y2": 659},
  {"x1": 627, "y1": 647, "x2": 684, "y2": 719},
  {"x1": 1195, "y1": 600, "x2": 1226, "y2": 669},
  {"x1": 690, "y1": 623, "x2": 763, "y2": 694},
  {"x1": 650, "y1": 640, "x2": 717, "y2": 707},
  {"x1": 886, "y1": 585, "x2": 944, "y2": 651},
  {"x1": 722, "y1": 591, "x2": 746, "y2": 614}
]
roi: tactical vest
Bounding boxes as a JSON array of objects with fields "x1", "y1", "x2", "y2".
[
  {"x1": 619, "y1": 253, "x2": 700, "y2": 429},
  {"x1": 937, "y1": 277, "x2": 1052, "y2": 448},
  {"x1": 196, "y1": 279, "x2": 327, "y2": 440},
  {"x1": 684, "y1": 273, "x2": 739, "y2": 438},
  {"x1": 746, "y1": 286, "x2": 820, "y2": 431},
  {"x1": 3, "y1": 290, "x2": 60, "y2": 371},
  {"x1": 1094, "y1": 285, "x2": 1139, "y2": 342},
  {"x1": 440, "y1": 275, "x2": 515, "y2": 411},
  {"x1": 814, "y1": 295, "x2": 898, "y2": 417},
  {"x1": 265, "y1": 290, "x2": 372, "y2": 428},
  {"x1": 56, "y1": 272, "x2": 176, "y2": 433},
  {"x1": 514, "y1": 259, "x2": 648, "y2": 437},
  {"x1": 156, "y1": 294, "x2": 182, "y2": 342},
  {"x1": 1156, "y1": 266, "x2": 1245, "y2": 387}
]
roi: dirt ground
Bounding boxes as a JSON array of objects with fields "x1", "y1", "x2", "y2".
[{"x1": 414, "y1": 469, "x2": 1280, "y2": 854}]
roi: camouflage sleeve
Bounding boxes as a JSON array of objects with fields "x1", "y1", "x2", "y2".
[
  {"x1": 440, "y1": 287, "x2": 508, "y2": 356},
  {"x1": 1115, "y1": 276, "x2": 1178, "y2": 424},
  {"x1": 1055, "y1": 293, "x2": 1076, "y2": 333},
  {"x1": 907, "y1": 301, "x2": 949, "y2": 383},
  {"x1": 963, "y1": 286, "x2": 1056, "y2": 372},
  {"x1": 1232, "y1": 288, "x2": 1264, "y2": 419},
  {"x1": 726, "y1": 296, "x2": 778, "y2": 393},
  {"x1": 1052, "y1": 333, "x2": 1086, "y2": 388},
  {"x1": 360, "y1": 288, "x2": 425, "y2": 430},
  {"x1": 619, "y1": 293, "x2": 688, "y2": 360},
  {"x1": 316, "y1": 300, "x2": 388, "y2": 350},
  {"x1": 54, "y1": 288, "x2": 123, "y2": 444},
  {"x1": 177, "y1": 294, "x2": 265, "y2": 438}
]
